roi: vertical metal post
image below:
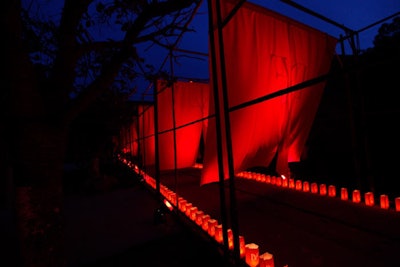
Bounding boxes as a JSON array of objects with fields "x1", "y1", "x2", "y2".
[
  {"x1": 208, "y1": 0, "x2": 241, "y2": 263},
  {"x1": 341, "y1": 32, "x2": 364, "y2": 190},
  {"x1": 169, "y1": 47, "x2": 180, "y2": 202},
  {"x1": 207, "y1": 0, "x2": 231, "y2": 262},
  {"x1": 154, "y1": 79, "x2": 161, "y2": 201}
]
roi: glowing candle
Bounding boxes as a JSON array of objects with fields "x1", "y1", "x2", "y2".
[
  {"x1": 201, "y1": 214, "x2": 210, "y2": 231},
  {"x1": 276, "y1": 176, "x2": 282, "y2": 186},
  {"x1": 245, "y1": 243, "x2": 259, "y2": 267},
  {"x1": 190, "y1": 207, "x2": 199, "y2": 220},
  {"x1": 227, "y1": 229, "x2": 234, "y2": 249},
  {"x1": 215, "y1": 224, "x2": 223, "y2": 243},
  {"x1": 319, "y1": 184, "x2": 327, "y2": 196},
  {"x1": 260, "y1": 174, "x2": 266, "y2": 183},
  {"x1": 265, "y1": 175, "x2": 271, "y2": 183},
  {"x1": 303, "y1": 181, "x2": 310, "y2": 192},
  {"x1": 352, "y1": 190, "x2": 361, "y2": 203},
  {"x1": 239, "y1": 236, "x2": 246, "y2": 258},
  {"x1": 395, "y1": 197, "x2": 400, "y2": 212},
  {"x1": 295, "y1": 180, "x2": 302, "y2": 190},
  {"x1": 311, "y1": 183, "x2": 318, "y2": 194},
  {"x1": 259, "y1": 252, "x2": 274, "y2": 267},
  {"x1": 364, "y1": 192, "x2": 374, "y2": 206},
  {"x1": 341, "y1": 188, "x2": 348, "y2": 200},
  {"x1": 282, "y1": 178, "x2": 288, "y2": 187},
  {"x1": 271, "y1": 176, "x2": 276, "y2": 185},
  {"x1": 380, "y1": 194, "x2": 389, "y2": 209},
  {"x1": 328, "y1": 185, "x2": 336, "y2": 197},
  {"x1": 207, "y1": 219, "x2": 217, "y2": 237},
  {"x1": 195, "y1": 210, "x2": 204, "y2": 225},
  {"x1": 289, "y1": 179, "x2": 295, "y2": 189},
  {"x1": 185, "y1": 202, "x2": 192, "y2": 216},
  {"x1": 178, "y1": 199, "x2": 187, "y2": 212},
  {"x1": 169, "y1": 193, "x2": 176, "y2": 205}
]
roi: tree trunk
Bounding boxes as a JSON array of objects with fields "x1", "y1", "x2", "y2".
[{"x1": 14, "y1": 122, "x2": 67, "y2": 267}]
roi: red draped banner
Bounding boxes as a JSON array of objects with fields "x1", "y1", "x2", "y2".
[
  {"x1": 139, "y1": 81, "x2": 209, "y2": 170},
  {"x1": 201, "y1": 0, "x2": 337, "y2": 185}
]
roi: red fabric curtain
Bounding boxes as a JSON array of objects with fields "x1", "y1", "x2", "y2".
[
  {"x1": 138, "y1": 104, "x2": 156, "y2": 167},
  {"x1": 201, "y1": 0, "x2": 337, "y2": 185},
  {"x1": 130, "y1": 118, "x2": 139, "y2": 157},
  {"x1": 157, "y1": 80, "x2": 210, "y2": 170},
  {"x1": 139, "y1": 81, "x2": 209, "y2": 170}
]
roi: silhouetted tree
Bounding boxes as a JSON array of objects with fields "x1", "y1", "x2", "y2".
[{"x1": 4, "y1": 0, "x2": 200, "y2": 266}]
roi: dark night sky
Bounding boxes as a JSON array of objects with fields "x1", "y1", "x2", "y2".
[
  {"x1": 172, "y1": 0, "x2": 400, "y2": 81},
  {"x1": 26, "y1": 0, "x2": 400, "y2": 100}
]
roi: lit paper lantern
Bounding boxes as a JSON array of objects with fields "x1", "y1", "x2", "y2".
[
  {"x1": 185, "y1": 203, "x2": 192, "y2": 216},
  {"x1": 282, "y1": 178, "x2": 288, "y2": 187},
  {"x1": 289, "y1": 179, "x2": 295, "y2": 189},
  {"x1": 276, "y1": 176, "x2": 282, "y2": 186},
  {"x1": 259, "y1": 252, "x2": 274, "y2": 267},
  {"x1": 227, "y1": 229, "x2": 234, "y2": 249},
  {"x1": 380, "y1": 194, "x2": 389, "y2": 209},
  {"x1": 364, "y1": 192, "x2": 374, "y2": 206},
  {"x1": 189, "y1": 206, "x2": 198, "y2": 220},
  {"x1": 395, "y1": 197, "x2": 400, "y2": 212},
  {"x1": 352, "y1": 190, "x2": 361, "y2": 203},
  {"x1": 265, "y1": 175, "x2": 271, "y2": 183},
  {"x1": 239, "y1": 236, "x2": 246, "y2": 258},
  {"x1": 303, "y1": 181, "x2": 310, "y2": 192},
  {"x1": 295, "y1": 180, "x2": 302, "y2": 190},
  {"x1": 178, "y1": 199, "x2": 187, "y2": 212},
  {"x1": 311, "y1": 183, "x2": 318, "y2": 194},
  {"x1": 319, "y1": 184, "x2": 327, "y2": 196},
  {"x1": 207, "y1": 219, "x2": 218, "y2": 236},
  {"x1": 201, "y1": 214, "x2": 210, "y2": 231},
  {"x1": 215, "y1": 224, "x2": 223, "y2": 243},
  {"x1": 341, "y1": 188, "x2": 348, "y2": 200},
  {"x1": 195, "y1": 210, "x2": 204, "y2": 225},
  {"x1": 328, "y1": 185, "x2": 336, "y2": 197},
  {"x1": 271, "y1": 176, "x2": 276, "y2": 185},
  {"x1": 169, "y1": 193, "x2": 176, "y2": 205},
  {"x1": 245, "y1": 243, "x2": 259, "y2": 267}
]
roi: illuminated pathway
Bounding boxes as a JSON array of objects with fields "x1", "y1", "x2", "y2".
[{"x1": 120, "y1": 157, "x2": 400, "y2": 267}]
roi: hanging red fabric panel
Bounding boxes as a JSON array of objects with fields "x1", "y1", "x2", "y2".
[
  {"x1": 138, "y1": 104, "x2": 156, "y2": 168},
  {"x1": 130, "y1": 117, "x2": 139, "y2": 158},
  {"x1": 201, "y1": 0, "x2": 337, "y2": 185},
  {"x1": 156, "y1": 80, "x2": 210, "y2": 170}
]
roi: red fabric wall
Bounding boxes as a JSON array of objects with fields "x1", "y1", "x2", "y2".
[
  {"x1": 139, "y1": 81, "x2": 209, "y2": 170},
  {"x1": 201, "y1": 0, "x2": 338, "y2": 185},
  {"x1": 156, "y1": 80, "x2": 210, "y2": 170},
  {"x1": 138, "y1": 104, "x2": 156, "y2": 167}
]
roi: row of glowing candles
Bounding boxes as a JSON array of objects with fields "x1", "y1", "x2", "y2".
[
  {"x1": 120, "y1": 157, "x2": 276, "y2": 267},
  {"x1": 194, "y1": 163, "x2": 400, "y2": 211},
  {"x1": 235, "y1": 170, "x2": 400, "y2": 211}
]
